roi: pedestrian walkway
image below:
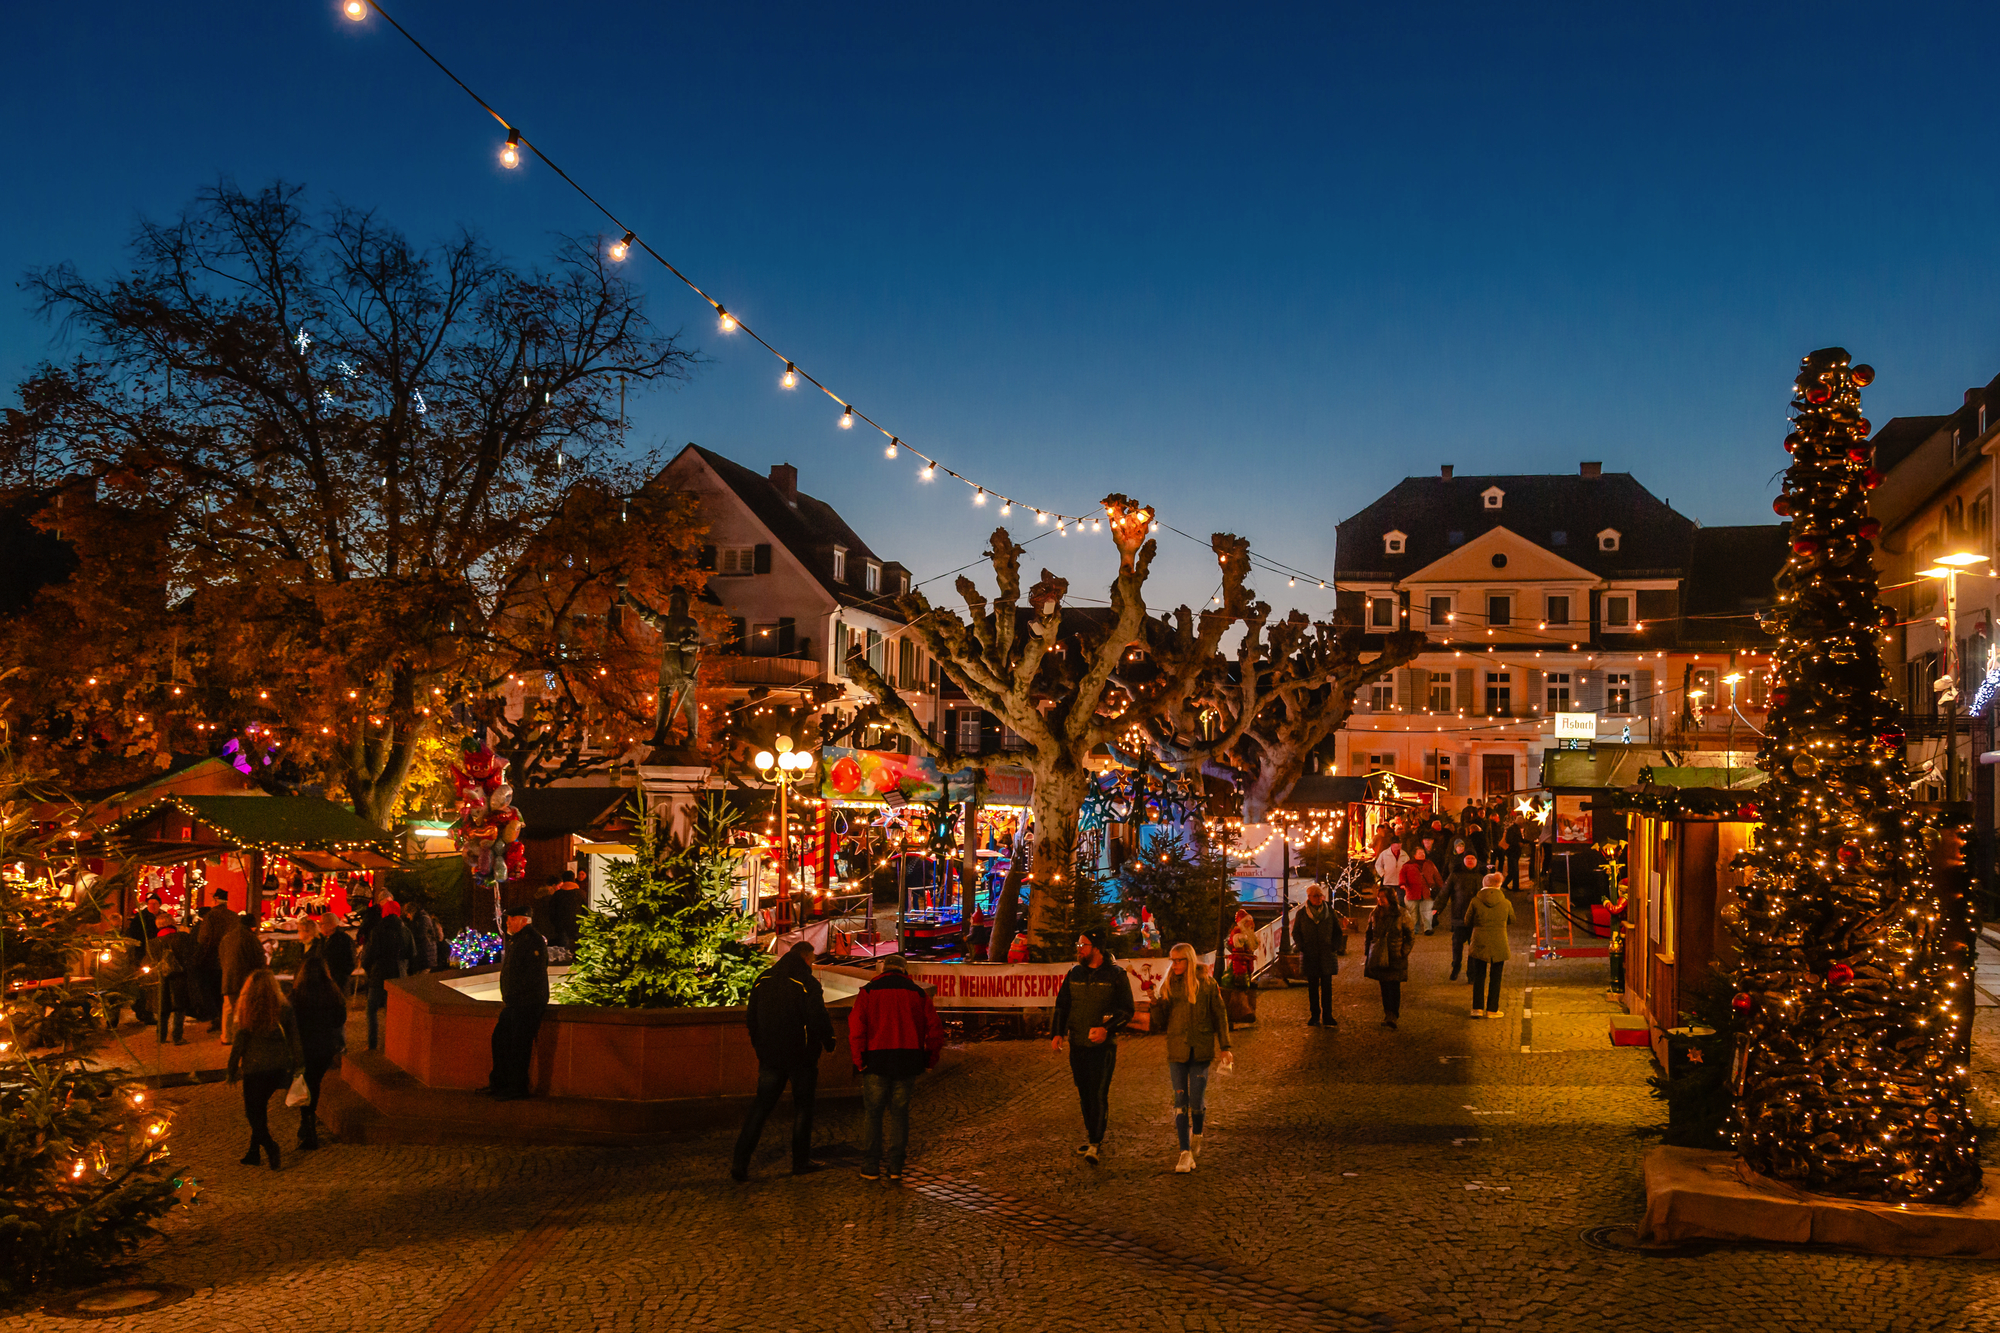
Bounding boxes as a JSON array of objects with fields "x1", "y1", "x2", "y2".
[{"x1": 14, "y1": 897, "x2": 2000, "y2": 1333}]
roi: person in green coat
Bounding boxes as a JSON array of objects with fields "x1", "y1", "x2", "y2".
[
  {"x1": 1151, "y1": 942, "x2": 1233, "y2": 1175},
  {"x1": 1465, "y1": 874, "x2": 1515, "y2": 1018}
]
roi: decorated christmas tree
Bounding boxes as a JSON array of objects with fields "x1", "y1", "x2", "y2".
[
  {"x1": 1, "y1": 771, "x2": 184, "y2": 1298},
  {"x1": 1730, "y1": 348, "x2": 1981, "y2": 1204}
]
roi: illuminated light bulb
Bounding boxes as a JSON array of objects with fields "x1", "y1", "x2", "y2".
[
  {"x1": 781, "y1": 362, "x2": 797, "y2": 388},
  {"x1": 1000, "y1": 502, "x2": 1011, "y2": 515},
  {"x1": 838, "y1": 407, "x2": 853, "y2": 429},
  {"x1": 717, "y1": 306, "x2": 736, "y2": 332},
  {"x1": 609, "y1": 231, "x2": 633, "y2": 261},
  {"x1": 343, "y1": 0, "x2": 366, "y2": 18},
  {"x1": 974, "y1": 487, "x2": 986, "y2": 505},
  {"x1": 921, "y1": 461, "x2": 937, "y2": 480},
  {"x1": 500, "y1": 129, "x2": 522, "y2": 169},
  {"x1": 1035, "y1": 510, "x2": 1047, "y2": 524}
]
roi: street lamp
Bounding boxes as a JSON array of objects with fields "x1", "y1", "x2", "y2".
[
  {"x1": 1721, "y1": 673, "x2": 1745, "y2": 785},
  {"x1": 753, "y1": 736, "x2": 816, "y2": 934},
  {"x1": 1919, "y1": 553, "x2": 1987, "y2": 802}
]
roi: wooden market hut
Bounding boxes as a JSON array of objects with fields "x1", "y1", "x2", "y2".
[
  {"x1": 1606, "y1": 766, "x2": 1765, "y2": 1067},
  {"x1": 103, "y1": 793, "x2": 399, "y2": 921}
]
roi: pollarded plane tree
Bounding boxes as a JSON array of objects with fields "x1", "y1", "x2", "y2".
[
  {"x1": 846, "y1": 495, "x2": 1171, "y2": 960},
  {"x1": 1137, "y1": 540, "x2": 1426, "y2": 821},
  {"x1": 1729, "y1": 347, "x2": 1980, "y2": 1204}
]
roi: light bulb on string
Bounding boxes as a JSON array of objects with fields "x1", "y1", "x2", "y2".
[
  {"x1": 1000, "y1": 502, "x2": 1011, "y2": 515},
  {"x1": 883, "y1": 436, "x2": 896, "y2": 455},
  {"x1": 838, "y1": 407, "x2": 854, "y2": 430},
  {"x1": 781, "y1": 363, "x2": 797, "y2": 389},
  {"x1": 1036, "y1": 510, "x2": 1047, "y2": 524},
  {"x1": 343, "y1": 0, "x2": 367, "y2": 18},
  {"x1": 500, "y1": 129, "x2": 522, "y2": 169},
  {"x1": 717, "y1": 306, "x2": 736, "y2": 332},
  {"x1": 609, "y1": 232, "x2": 633, "y2": 262},
  {"x1": 974, "y1": 487, "x2": 986, "y2": 506},
  {"x1": 921, "y1": 461, "x2": 937, "y2": 481}
]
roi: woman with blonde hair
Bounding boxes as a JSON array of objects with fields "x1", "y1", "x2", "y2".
[
  {"x1": 1150, "y1": 942, "x2": 1233, "y2": 1175},
  {"x1": 226, "y1": 968, "x2": 300, "y2": 1170}
]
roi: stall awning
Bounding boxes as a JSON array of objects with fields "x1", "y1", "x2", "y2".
[{"x1": 1637, "y1": 765, "x2": 1767, "y2": 790}]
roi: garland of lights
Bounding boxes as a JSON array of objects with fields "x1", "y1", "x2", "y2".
[{"x1": 1727, "y1": 348, "x2": 1980, "y2": 1205}]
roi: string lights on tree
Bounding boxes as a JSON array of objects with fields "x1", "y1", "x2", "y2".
[{"x1": 1728, "y1": 348, "x2": 1980, "y2": 1205}]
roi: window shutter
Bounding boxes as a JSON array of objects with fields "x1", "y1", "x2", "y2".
[
  {"x1": 699, "y1": 544, "x2": 717, "y2": 571},
  {"x1": 1635, "y1": 668, "x2": 1655, "y2": 727},
  {"x1": 1527, "y1": 668, "x2": 1544, "y2": 714},
  {"x1": 1455, "y1": 667, "x2": 1475, "y2": 713},
  {"x1": 1579, "y1": 670, "x2": 1604, "y2": 712},
  {"x1": 1402, "y1": 668, "x2": 1427, "y2": 712},
  {"x1": 753, "y1": 543, "x2": 772, "y2": 574},
  {"x1": 778, "y1": 617, "x2": 796, "y2": 655}
]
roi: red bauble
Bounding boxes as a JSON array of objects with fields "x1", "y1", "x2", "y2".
[
  {"x1": 1731, "y1": 992, "x2": 1754, "y2": 1013},
  {"x1": 1770, "y1": 689, "x2": 1789, "y2": 707},
  {"x1": 1793, "y1": 538, "x2": 1818, "y2": 556},
  {"x1": 1859, "y1": 518, "x2": 1881, "y2": 539},
  {"x1": 1783, "y1": 432, "x2": 1801, "y2": 453},
  {"x1": 1847, "y1": 446, "x2": 1871, "y2": 463},
  {"x1": 1772, "y1": 496, "x2": 1792, "y2": 516},
  {"x1": 1856, "y1": 418, "x2": 1871, "y2": 435},
  {"x1": 1828, "y1": 963, "x2": 1855, "y2": 985},
  {"x1": 1735, "y1": 803, "x2": 1758, "y2": 820},
  {"x1": 1805, "y1": 383, "x2": 1831, "y2": 404},
  {"x1": 1864, "y1": 468, "x2": 1883, "y2": 489},
  {"x1": 1852, "y1": 364, "x2": 1875, "y2": 386},
  {"x1": 1836, "y1": 843, "x2": 1860, "y2": 866},
  {"x1": 1877, "y1": 726, "x2": 1906, "y2": 748}
]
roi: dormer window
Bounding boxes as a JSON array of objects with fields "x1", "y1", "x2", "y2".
[
  {"x1": 1597, "y1": 528, "x2": 1621, "y2": 552},
  {"x1": 865, "y1": 561, "x2": 881, "y2": 594},
  {"x1": 1481, "y1": 486, "x2": 1504, "y2": 510},
  {"x1": 1383, "y1": 530, "x2": 1407, "y2": 555},
  {"x1": 898, "y1": 571, "x2": 910, "y2": 596},
  {"x1": 833, "y1": 546, "x2": 848, "y2": 582}
]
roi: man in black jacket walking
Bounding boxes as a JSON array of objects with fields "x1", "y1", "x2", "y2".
[
  {"x1": 1294, "y1": 883, "x2": 1342, "y2": 1028},
  {"x1": 486, "y1": 910, "x2": 549, "y2": 1101},
  {"x1": 1050, "y1": 927, "x2": 1135, "y2": 1164},
  {"x1": 731, "y1": 942, "x2": 835, "y2": 1181}
]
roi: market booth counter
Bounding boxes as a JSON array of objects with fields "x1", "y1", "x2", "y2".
[{"x1": 327, "y1": 964, "x2": 877, "y2": 1145}]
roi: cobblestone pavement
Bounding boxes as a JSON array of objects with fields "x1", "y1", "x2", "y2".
[{"x1": 17, "y1": 905, "x2": 2000, "y2": 1332}]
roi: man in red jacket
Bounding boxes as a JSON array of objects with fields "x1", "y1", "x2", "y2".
[{"x1": 847, "y1": 955, "x2": 947, "y2": 1183}]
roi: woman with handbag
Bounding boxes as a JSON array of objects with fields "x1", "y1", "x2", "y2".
[
  {"x1": 1362, "y1": 882, "x2": 1413, "y2": 1029},
  {"x1": 290, "y1": 956, "x2": 348, "y2": 1150},
  {"x1": 226, "y1": 968, "x2": 301, "y2": 1170},
  {"x1": 1150, "y1": 942, "x2": 1233, "y2": 1174}
]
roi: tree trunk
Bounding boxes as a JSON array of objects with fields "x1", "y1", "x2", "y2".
[
  {"x1": 989, "y1": 828, "x2": 1028, "y2": 963},
  {"x1": 1243, "y1": 744, "x2": 1309, "y2": 824},
  {"x1": 962, "y1": 796, "x2": 981, "y2": 936},
  {"x1": 1024, "y1": 765, "x2": 1093, "y2": 959}
]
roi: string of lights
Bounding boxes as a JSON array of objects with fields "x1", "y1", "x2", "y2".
[{"x1": 338, "y1": 0, "x2": 1102, "y2": 529}]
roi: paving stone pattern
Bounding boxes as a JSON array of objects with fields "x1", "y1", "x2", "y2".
[{"x1": 16, "y1": 904, "x2": 2000, "y2": 1332}]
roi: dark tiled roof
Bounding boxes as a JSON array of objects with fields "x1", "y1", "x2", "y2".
[
  {"x1": 676, "y1": 445, "x2": 907, "y2": 620},
  {"x1": 512, "y1": 786, "x2": 634, "y2": 837},
  {"x1": 1868, "y1": 415, "x2": 1948, "y2": 473},
  {"x1": 1677, "y1": 525, "x2": 1784, "y2": 648},
  {"x1": 1334, "y1": 473, "x2": 1695, "y2": 580}
]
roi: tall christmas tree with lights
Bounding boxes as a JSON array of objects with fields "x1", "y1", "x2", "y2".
[{"x1": 1731, "y1": 347, "x2": 1981, "y2": 1204}]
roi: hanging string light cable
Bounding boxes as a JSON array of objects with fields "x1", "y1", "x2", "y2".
[{"x1": 339, "y1": 0, "x2": 1095, "y2": 527}]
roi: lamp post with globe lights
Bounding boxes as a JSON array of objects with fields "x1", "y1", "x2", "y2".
[{"x1": 754, "y1": 736, "x2": 817, "y2": 933}]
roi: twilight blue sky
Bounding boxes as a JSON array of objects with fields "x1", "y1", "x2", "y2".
[{"x1": 6, "y1": 2, "x2": 2000, "y2": 612}]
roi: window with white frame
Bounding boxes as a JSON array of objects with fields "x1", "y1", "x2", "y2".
[
  {"x1": 717, "y1": 546, "x2": 757, "y2": 576},
  {"x1": 1487, "y1": 594, "x2": 1511, "y2": 627},
  {"x1": 1485, "y1": 671, "x2": 1512, "y2": 716},
  {"x1": 1367, "y1": 752, "x2": 1396, "y2": 774},
  {"x1": 1604, "y1": 594, "x2": 1632, "y2": 628},
  {"x1": 1369, "y1": 673, "x2": 1395, "y2": 710},
  {"x1": 1428, "y1": 594, "x2": 1453, "y2": 630},
  {"x1": 1546, "y1": 594, "x2": 1571, "y2": 626},
  {"x1": 1383, "y1": 530, "x2": 1406, "y2": 555},
  {"x1": 1429, "y1": 671, "x2": 1454, "y2": 711},
  {"x1": 832, "y1": 545, "x2": 847, "y2": 582},
  {"x1": 1606, "y1": 672, "x2": 1633, "y2": 713},
  {"x1": 1370, "y1": 596, "x2": 1397, "y2": 629},
  {"x1": 1546, "y1": 671, "x2": 1571, "y2": 712},
  {"x1": 865, "y1": 561, "x2": 881, "y2": 593},
  {"x1": 956, "y1": 710, "x2": 983, "y2": 752},
  {"x1": 1598, "y1": 528, "x2": 1621, "y2": 552},
  {"x1": 1482, "y1": 486, "x2": 1504, "y2": 510}
]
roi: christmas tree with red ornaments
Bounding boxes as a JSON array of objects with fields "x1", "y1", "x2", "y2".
[{"x1": 1731, "y1": 347, "x2": 1981, "y2": 1204}]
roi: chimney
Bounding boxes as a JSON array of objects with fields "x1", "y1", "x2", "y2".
[
  {"x1": 769, "y1": 463, "x2": 798, "y2": 502},
  {"x1": 1440, "y1": 465, "x2": 1454, "y2": 480},
  {"x1": 1967, "y1": 389, "x2": 1983, "y2": 407},
  {"x1": 1580, "y1": 461, "x2": 1603, "y2": 478}
]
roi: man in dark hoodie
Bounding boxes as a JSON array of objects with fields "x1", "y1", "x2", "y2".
[
  {"x1": 486, "y1": 908, "x2": 549, "y2": 1100},
  {"x1": 847, "y1": 954, "x2": 946, "y2": 1183},
  {"x1": 1050, "y1": 926, "x2": 1135, "y2": 1164},
  {"x1": 732, "y1": 942, "x2": 836, "y2": 1181}
]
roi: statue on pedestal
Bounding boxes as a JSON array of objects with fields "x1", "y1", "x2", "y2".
[{"x1": 618, "y1": 583, "x2": 702, "y2": 753}]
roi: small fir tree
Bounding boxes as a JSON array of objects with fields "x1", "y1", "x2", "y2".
[
  {"x1": 555, "y1": 800, "x2": 767, "y2": 1009},
  {"x1": 1, "y1": 770, "x2": 182, "y2": 1299},
  {"x1": 1119, "y1": 831, "x2": 1236, "y2": 957},
  {"x1": 1730, "y1": 348, "x2": 1981, "y2": 1203}
]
